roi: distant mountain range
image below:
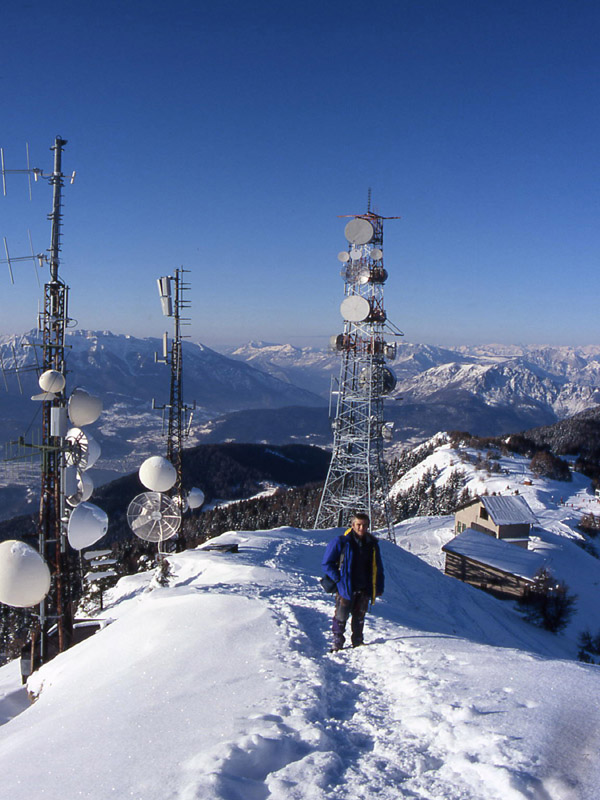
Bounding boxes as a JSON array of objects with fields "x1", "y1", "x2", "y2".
[
  {"x1": 0, "y1": 331, "x2": 326, "y2": 512},
  {"x1": 210, "y1": 341, "x2": 600, "y2": 445},
  {"x1": 1, "y1": 332, "x2": 599, "y2": 520}
]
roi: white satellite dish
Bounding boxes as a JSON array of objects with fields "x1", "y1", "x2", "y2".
[
  {"x1": 127, "y1": 492, "x2": 181, "y2": 542},
  {"x1": 0, "y1": 540, "x2": 51, "y2": 608},
  {"x1": 370, "y1": 248, "x2": 383, "y2": 261},
  {"x1": 68, "y1": 388, "x2": 103, "y2": 427},
  {"x1": 344, "y1": 218, "x2": 374, "y2": 245},
  {"x1": 38, "y1": 369, "x2": 65, "y2": 393},
  {"x1": 66, "y1": 470, "x2": 94, "y2": 507},
  {"x1": 337, "y1": 251, "x2": 350, "y2": 263},
  {"x1": 340, "y1": 295, "x2": 371, "y2": 322},
  {"x1": 187, "y1": 487, "x2": 205, "y2": 509},
  {"x1": 139, "y1": 455, "x2": 177, "y2": 492},
  {"x1": 65, "y1": 428, "x2": 101, "y2": 471},
  {"x1": 67, "y1": 502, "x2": 109, "y2": 550},
  {"x1": 349, "y1": 248, "x2": 362, "y2": 261}
]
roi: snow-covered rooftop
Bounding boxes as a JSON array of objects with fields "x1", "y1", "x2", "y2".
[
  {"x1": 443, "y1": 528, "x2": 547, "y2": 580},
  {"x1": 479, "y1": 494, "x2": 538, "y2": 526}
]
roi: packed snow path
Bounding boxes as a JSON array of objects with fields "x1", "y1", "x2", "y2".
[{"x1": 0, "y1": 527, "x2": 598, "y2": 799}]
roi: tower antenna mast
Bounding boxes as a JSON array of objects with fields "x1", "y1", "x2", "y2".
[
  {"x1": 315, "y1": 204, "x2": 402, "y2": 540},
  {"x1": 155, "y1": 267, "x2": 195, "y2": 551}
]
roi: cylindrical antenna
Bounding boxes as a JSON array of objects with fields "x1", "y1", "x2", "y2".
[{"x1": 49, "y1": 137, "x2": 67, "y2": 283}]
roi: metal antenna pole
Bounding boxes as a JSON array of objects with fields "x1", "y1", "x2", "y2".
[
  {"x1": 38, "y1": 137, "x2": 72, "y2": 662},
  {"x1": 155, "y1": 268, "x2": 194, "y2": 551},
  {"x1": 315, "y1": 209, "x2": 401, "y2": 541}
]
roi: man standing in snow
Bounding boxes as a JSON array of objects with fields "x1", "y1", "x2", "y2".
[{"x1": 322, "y1": 513, "x2": 385, "y2": 651}]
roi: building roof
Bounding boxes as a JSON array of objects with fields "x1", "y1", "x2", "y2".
[
  {"x1": 479, "y1": 495, "x2": 538, "y2": 526},
  {"x1": 442, "y1": 528, "x2": 546, "y2": 581}
]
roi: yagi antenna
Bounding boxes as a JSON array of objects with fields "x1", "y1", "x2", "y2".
[{"x1": 1, "y1": 234, "x2": 46, "y2": 285}]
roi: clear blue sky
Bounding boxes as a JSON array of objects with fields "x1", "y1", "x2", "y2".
[{"x1": 1, "y1": 0, "x2": 599, "y2": 348}]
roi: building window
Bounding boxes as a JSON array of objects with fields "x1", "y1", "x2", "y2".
[{"x1": 480, "y1": 507, "x2": 488, "y2": 520}]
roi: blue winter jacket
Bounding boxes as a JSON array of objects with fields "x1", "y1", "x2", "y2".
[{"x1": 322, "y1": 529, "x2": 385, "y2": 603}]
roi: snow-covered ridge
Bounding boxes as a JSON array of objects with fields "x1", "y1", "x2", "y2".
[{"x1": 0, "y1": 520, "x2": 598, "y2": 799}]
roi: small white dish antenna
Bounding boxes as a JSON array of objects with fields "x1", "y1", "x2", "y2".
[
  {"x1": 0, "y1": 540, "x2": 51, "y2": 608},
  {"x1": 127, "y1": 492, "x2": 181, "y2": 542},
  {"x1": 139, "y1": 455, "x2": 177, "y2": 492},
  {"x1": 357, "y1": 268, "x2": 371, "y2": 285},
  {"x1": 38, "y1": 369, "x2": 65, "y2": 393},
  {"x1": 349, "y1": 248, "x2": 362, "y2": 261},
  {"x1": 65, "y1": 428, "x2": 101, "y2": 471},
  {"x1": 337, "y1": 251, "x2": 350, "y2": 263},
  {"x1": 187, "y1": 487, "x2": 205, "y2": 509},
  {"x1": 67, "y1": 502, "x2": 109, "y2": 550},
  {"x1": 66, "y1": 470, "x2": 94, "y2": 507},
  {"x1": 340, "y1": 295, "x2": 371, "y2": 322},
  {"x1": 68, "y1": 388, "x2": 103, "y2": 427},
  {"x1": 344, "y1": 218, "x2": 374, "y2": 245},
  {"x1": 370, "y1": 248, "x2": 383, "y2": 261}
]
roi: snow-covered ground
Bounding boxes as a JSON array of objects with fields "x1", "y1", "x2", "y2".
[{"x1": 0, "y1": 512, "x2": 599, "y2": 798}]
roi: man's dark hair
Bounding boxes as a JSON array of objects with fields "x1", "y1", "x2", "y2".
[{"x1": 352, "y1": 512, "x2": 370, "y2": 524}]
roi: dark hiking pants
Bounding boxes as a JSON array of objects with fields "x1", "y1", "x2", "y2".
[{"x1": 332, "y1": 591, "x2": 370, "y2": 649}]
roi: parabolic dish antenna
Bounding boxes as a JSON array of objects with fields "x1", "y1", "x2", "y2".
[
  {"x1": 66, "y1": 470, "x2": 94, "y2": 507},
  {"x1": 38, "y1": 369, "x2": 65, "y2": 393},
  {"x1": 139, "y1": 455, "x2": 177, "y2": 493},
  {"x1": 349, "y1": 248, "x2": 362, "y2": 261},
  {"x1": 187, "y1": 487, "x2": 205, "y2": 509},
  {"x1": 344, "y1": 218, "x2": 374, "y2": 246},
  {"x1": 67, "y1": 502, "x2": 109, "y2": 550},
  {"x1": 68, "y1": 388, "x2": 103, "y2": 427},
  {"x1": 65, "y1": 428, "x2": 101, "y2": 471},
  {"x1": 337, "y1": 251, "x2": 350, "y2": 263},
  {"x1": 0, "y1": 540, "x2": 51, "y2": 608},
  {"x1": 340, "y1": 295, "x2": 371, "y2": 323},
  {"x1": 127, "y1": 492, "x2": 181, "y2": 542},
  {"x1": 370, "y1": 248, "x2": 383, "y2": 261}
]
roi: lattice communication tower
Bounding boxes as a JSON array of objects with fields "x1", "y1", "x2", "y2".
[
  {"x1": 155, "y1": 268, "x2": 195, "y2": 551},
  {"x1": 315, "y1": 208, "x2": 401, "y2": 541},
  {"x1": 1, "y1": 137, "x2": 76, "y2": 662}
]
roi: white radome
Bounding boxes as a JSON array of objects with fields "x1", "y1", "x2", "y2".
[
  {"x1": 67, "y1": 502, "x2": 109, "y2": 550},
  {"x1": 68, "y1": 388, "x2": 103, "y2": 427},
  {"x1": 38, "y1": 369, "x2": 66, "y2": 393},
  {"x1": 0, "y1": 540, "x2": 51, "y2": 608},
  {"x1": 344, "y1": 218, "x2": 374, "y2": 245},
  {"x1": 187, "y1": 487, "x2": 205, "y2": 509},
  {"x1": 340, "y1": 295, "x2": 371, "y2": 322},
  {"x1": 139, "y1": 456, "x2": 177, "y2": 493}
]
